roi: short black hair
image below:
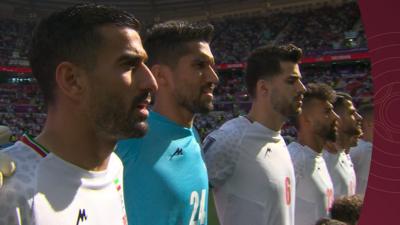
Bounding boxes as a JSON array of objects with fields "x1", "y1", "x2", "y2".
[
  {"x1": 29, "y1": 3, "x2": 140, "y2": 105},
  {"x1": 303, "y1": 83, "x2": 337, "y2": 107},
  {"x1": 333, "y1": 92, "x2": 353, "y2": 114},
  {"x1": 245, "y1": 44, "x2": 303, "y2": 98},
  {"x1": 144, "y1": 20, "x2": 214, "y2": 67},
  {"x1": 293, "y1": 83, "x2": 336, "y2": 129}
]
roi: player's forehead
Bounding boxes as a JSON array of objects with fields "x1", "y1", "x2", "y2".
[
  {"x1": 98, "y1": 25, "x2": 147, "y2": 60},
  {"x1": 182, "y1": 41, "x2": 214, "y2": 64},
  {"x1": 307, "y1": 99, "x2": 332, "y2": 111},
  {"x1": 279, "y1": 61, "x2": 301, "y2": 79},
  {"x1": 344, "y1": 99, "x2": 356, "y2": 113}
]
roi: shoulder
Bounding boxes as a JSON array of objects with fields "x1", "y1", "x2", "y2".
[
  {"x1": 203, "y1": 117, "x2": 248, "y2": 154},
  {"x1": 109, "y1": 152, "x2": 124, "y2": 171},
  {"x1": 209, "y1": 117, "x2": 249, "y2": 142},
  {"x1": 288, "y1": 142, "x2": 303, "y2": 153},
  {"x1": 288, "y1": 142, "x2": 305, "y2": 160},
  {"x1": 287, "y1": 142, "x2": 307, "y2": 168}
]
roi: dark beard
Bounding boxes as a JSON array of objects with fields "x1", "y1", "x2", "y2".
[
  {"x1": 91, "y1": 91, "x2": 150, "y2": 140},
  {"x1": 177, "y1": 84, "x2": 214, "y2": 114},
  {"x1": 326, "y1": 128, "x2": 337, "y2": 142}
]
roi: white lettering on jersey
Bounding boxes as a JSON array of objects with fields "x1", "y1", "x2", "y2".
[{"x1": 189, "y1": 189, "x2": 206, "y2": 225}]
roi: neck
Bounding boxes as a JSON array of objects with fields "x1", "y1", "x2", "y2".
[
  {"x1": 362, "y1": 131, "x2": 373, "y2": 143},
  {"x1": 336, "y1": 133, "x2": 352, "y2": 154},
  {"x1": 298, "y1": 130, "x2": 325, "y2": 153},
  {"x1": 324, "y1": 141, "x2": 340, "y2": 154},
  {"x1": 35, "y1": 106, "x2": 115, "y2": 171},
  {"x1": 153, "y1": 93, "x2": 194, "y2": 128},
  {"x1": 247, "y1": 101, "x2": 285, "y2": 132}
]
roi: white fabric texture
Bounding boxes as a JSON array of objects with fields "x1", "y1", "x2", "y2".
[
  {"x1": 350, "y1": 139, "x2": 372, "y2": 195},
  {"x1": 288, "y1": 142, "x2": 334, "y2": 225},
  {"x1": 323, "y1": 150, "x2": 356, "y2": 199},
  {"x1": 0, "y1": 141, "x2": 127, "y2": 225},
  {"x1": 204, "y1": 116, "x2": 295, "y2": 225}
]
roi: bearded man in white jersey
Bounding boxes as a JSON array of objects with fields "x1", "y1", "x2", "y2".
[
  {"x1": 203, "y1": 44, "x2": 306, "y2": 225},
  {"x1": 324, "y1": 92, "x2": 362, "y2": 199},
  {"x1": 350, "y1": 104, "x2": 373, "y2": 196},
  {"x1": 0, "y1": 4, "x2": 157, "y2": 225},
  {"x1": 288, "y1": 83, "x2": 339, "y2": 225}
]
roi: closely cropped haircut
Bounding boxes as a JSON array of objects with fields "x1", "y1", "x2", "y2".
[
  {"x1": 333, "y1": 92, "x2": 353, "y2": 114},
  {"x1": 358, "y1": 103, "x2": 374, "y2": 121},
  {"x1": 303, "y1": 83, "x2": 337, "y2": 106},
  {"x1": 29, "y1": 3, "x2": 140, "y2": 105},
  {"x1": 330, "y1": 195, "x2": 363, "y2": 225},
  {"x1": 315, "y1": 218, "x2": 347, "y2": 225},
  {"x1": 144, "y1": 20, "x2": 214, "y2": 67},
  {"x1": 293, "y1": 83, "x2": 336, "y2": 129},
  {"x1": 245, "y1": 44, "x2": 303, "y2": 98}
]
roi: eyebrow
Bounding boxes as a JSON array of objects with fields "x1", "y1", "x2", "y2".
[
  {"x1": 194, "y1": 52, "x2": 215, "y2": 65},
  {"x1": 117, "y1": 52, "x2": 148, "y2": 64},
  {"x1": 288, "y1": 74, "x2": 302, "y2": 79}
]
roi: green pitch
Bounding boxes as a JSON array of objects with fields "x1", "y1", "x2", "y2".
[{"x1": 208, "y1": 191, "x2": 220, "y2": 225}]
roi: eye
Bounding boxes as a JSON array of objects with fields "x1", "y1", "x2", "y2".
[
  {"x1": 286, "y1": 78, "x2": 296, "y2": 84},
  {"x1": 122, "y1": 59, "x2": 141, "y2": 71},
  {"x1": 196, "y1": 62, "x2": 207, "y2": 69}
]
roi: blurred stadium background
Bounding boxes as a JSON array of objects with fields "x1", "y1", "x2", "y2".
[{"x1": 0, "y1": 0, "x2": 371, "y2": 224}]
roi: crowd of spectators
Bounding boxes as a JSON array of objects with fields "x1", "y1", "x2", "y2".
[
  {"x1": 0, "y1": 1, "x2": 371, "y2": 141},
  {"x1": 276, "y1": 2, "x2": 362, "y2": 53},
  {"x1": 194, "y1": 61, "x2": 372, "y2": 139},
  {"x1": 0, "y1": 61, "x2": 372, "y2": 141},
  {"x1": 0, "y1": 81, "x2": 45, "y2": 139},
  {"x1": 210, "y1": 1, "x2": 366, "y2": 64},
  {"x1": 0, "y1": 19, "x2": 34, "y2": 66},
  {"x1": 0, "y1": 2, "x2": 366, "y2": 66}
]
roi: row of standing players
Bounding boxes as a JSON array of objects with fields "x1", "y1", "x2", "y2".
[{"x1": 0, "y1": 3, "x2": 372, "y2": 225}]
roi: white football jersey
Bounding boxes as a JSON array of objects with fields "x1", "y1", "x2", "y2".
[
  {"x1": 0, "y1": 134, "x2": 127, "y2": 225},
  {"x1": 350, "y1": 139, "x2": 372, "y2": 195},
  {"x1": 323, "y1": 150, "x2": 356, "y2": 199},
  {"x1": 203, "y1": 116, "x2": 295, "y2": 225},
  {"x1": 288, "y1": 142, "x2": 334, "y2": 225}
]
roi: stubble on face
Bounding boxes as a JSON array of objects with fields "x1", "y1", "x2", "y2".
[
  {"x1": 84, "y1": 26, "x2": 153, "y2": 141},
  {"x1": 172, "y1": 42, "x2": 217, "y2": 115},
  {"x1": 270, "y1": 62, "x2": 304, "y2": 119}
]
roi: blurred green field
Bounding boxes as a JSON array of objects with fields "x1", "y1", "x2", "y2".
[{"x1": 208, "y1": 191, "x2": 220, "y2": 225}]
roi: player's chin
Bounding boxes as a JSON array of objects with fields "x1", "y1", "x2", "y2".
[
  {"x1": 326, "y1": 129, "x2": 337, "y2": 142},
  {"x1": 290, "y1": 105, "x2": 302, "y2": 116},
  {"x1": 198, "y1": 102, "x2": 214, "y2": 114},
  {"x1": 123, "y1": 121, "x2": 148, "y2": 139},
  {"x1": 349, "y1": 135, "x2": 359, "y2": 147}
]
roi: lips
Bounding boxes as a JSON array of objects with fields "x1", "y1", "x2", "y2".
[
  {"x1": 136, "y1": 98, "x2": 150, "y2": 109},
  {"x1": 201, "y1": 85, "x2": 215, "y2": 99},
  {"x1": 294, "y1": 95, "x2": 303, "y2": 105},
  {"x1": 133, "y1": 93, "x2": 151, "y2": 119}
]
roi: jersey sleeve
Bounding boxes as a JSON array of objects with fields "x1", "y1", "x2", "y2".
[
  {"x1": 288, "y1": 144, "x2": 305, "y2": 185},
  {"x1": 202, "y1": 129, "x2": 241, "y2": 189}
]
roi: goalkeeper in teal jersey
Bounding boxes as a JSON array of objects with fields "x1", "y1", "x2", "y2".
[{"x1": 116, "y1": 20, "x2": 219, "y2": 225}]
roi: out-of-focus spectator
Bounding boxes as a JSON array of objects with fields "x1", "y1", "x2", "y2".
[{"x1": 330, "y1": 195, "x2": 363, "y2": 225}]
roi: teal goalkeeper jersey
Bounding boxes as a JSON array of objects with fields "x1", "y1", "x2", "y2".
[{"x1": 116, "y1": 111, "x2": 209, "y2": 225}]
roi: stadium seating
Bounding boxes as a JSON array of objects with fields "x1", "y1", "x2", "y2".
[{"x1": 0, "y1": 1, "x2": 372, "y2": 141}]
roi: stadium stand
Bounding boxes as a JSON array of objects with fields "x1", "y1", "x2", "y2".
[{"x1": 0, "y1": 1, "x2": 371, "y2": 142}]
